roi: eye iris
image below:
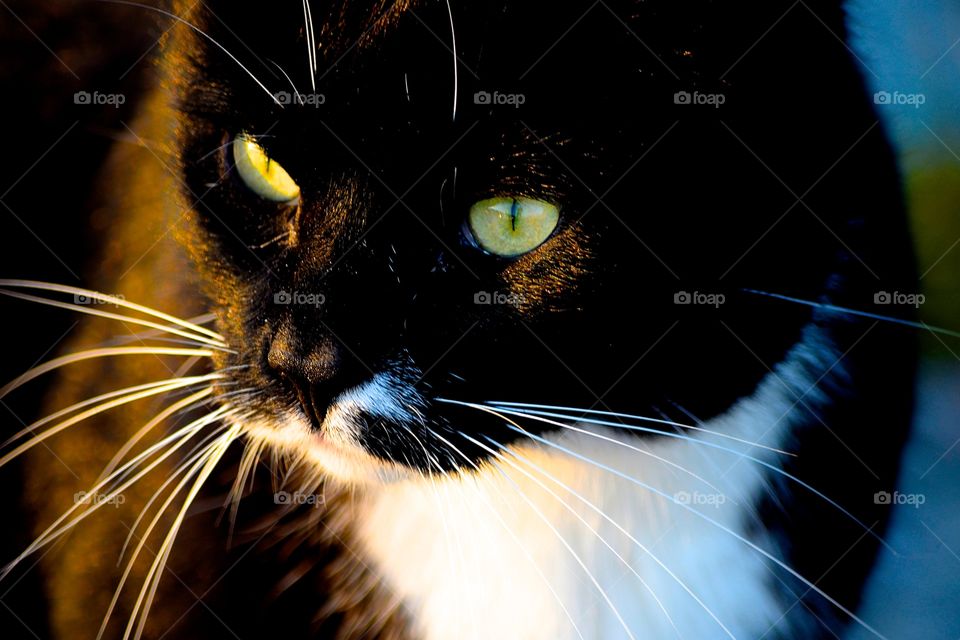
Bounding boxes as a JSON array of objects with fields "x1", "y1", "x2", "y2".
[
  {"x1": 469, "y1": 197, "x2": 559, "y2": 257},
  {"x1": 232, "y1": 135, "x2": 300, "y2": 202}
]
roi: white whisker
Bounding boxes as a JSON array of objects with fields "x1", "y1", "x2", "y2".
[
  {"x1": 457, "y1": 431, "x2": 638, "y2": 640},
  {"x1": 97, "y1": 388, "x2": 216, "y2": 482},
  {"x1": 0, "y1": 348, "x2": 216, "y2": 400},
  {"x1": 3, "y1": 407, "x2": 235, "y2": 580},
  {"x1": 0, "y1": 280, "x2": 226, "y2": 343},
  {"x1": 270, "y1": 60, "x2": 306, "y2": 106},
  {"x1": 95, "y1": 1, "x2": 282, "y2": 107},
  {"x1": 473, "y1": 432, "x2": 684, "y2": 639},
  {"x1": 0, "y1": 289, "x2": 228, "y2": 350},
  {"x1": 442, "y1": 405, "x2": 732, "y2": 638},
  {"x1": 0, "y1": 375, "x2": 223, "y2": 468},
  {"x1": 302, "y1": 0, "x2": 317, "y2": 91},
  {"x1": 491, "y1": 418, "x2": 887, "y2": 640},
  {"x1": 422, "y1": 427, "x2": 586, "y2": 640},
  {"x1": 444, "y1": 0, "x2": 459, "y2": 120},
  {"x1": 125, "y1": 423, "x2": 242, "y2": 640},
  {"x1": 120, "y1": 427, "x2": 235, "y2": 564},
  {"x1": 480, "y1": 403, "x2": 882, "y2": 545},
  {"x1": 4, "y1": 379, "x2": 210, "y2": 450},
  {"x1": 743, "y1": 288, "x2": 960, "y2": 339},
  {"x1": 489, "y1": 401, "x2": 793, "y2": 456}
]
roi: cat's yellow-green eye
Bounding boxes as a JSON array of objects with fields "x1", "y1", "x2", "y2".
[
  {"x1": 232, "y1": 134, "x2": 301, "y2": 202},
  {"x1": 468, "y1": 197, "x2": 560, "y2": 257}
]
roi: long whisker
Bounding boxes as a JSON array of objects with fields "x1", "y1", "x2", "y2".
[
  {"x1": 107, "y1": 314, "x2": 221, "y2": 347},
  {"x1": 471, "y1": 432, "x2": 684, "y2": 638},
  {"x1": 480, "y1": 402, "x2": 885, "y2": 548},
  {"x1": 3, "y1": 379, "x2": 211, "y2": 450},
  {"x1": 100, "y1": 448, "x2": 217, "y2": 640},
  {"x1": 457, "y1": 432, "x2": 638, "y2": 640},
  {"x1": 0, "y1": 348, "x2": 216, "y2": 400},
  {"x1": 302, "y1": 0, "x2": 317, "y2": 91},
  {"x1": 94, "y1": 1, "x2": 282, "y2": 107},
  {"x1": 127, "y1": 423, "x2": 242, "y2": 640},
  {"x1": 221, "y1": 434, "x2": 268, "y2": 543},
  {"x1": 270, "y1": 60, "x2": 306, "y2": 106},
  {"x1": 2, "y1": 407, "x2": 234, "y2": 580},
  {"x1": 742, "y1": 288, "x2": 960, "y2": 339},
  {"x1": 441, "y1": 408, "x2": 732, "y2": 638},
  {"x1": 0, "y1": 375, "x2": 223, "y2": 468},
  {"x1": 444, "y1": 0, "x2": 459, "y2": 120},
  {"x1": 463, "y1": 404, "x2": 735, "y2": 501},
  {"x1": 0, "y1": 289, "x2": 229, "y2": 350},
  {"x1": 493, "y1": 417, "x2": 887, "y2": 640},
  {"x1": 119, "y1": 427, "x2": 236, "y2": 563},
  {"x1": 419, "y1": 450, "x2": 473, "y2": 631},
  {"x1": 97, "y1": 388, "x2": 216, "y2": 482},
  {"x1": 421, "y1": 427, "x2": 586, "y2": 640},
  {"x1": 0, "y1": 280, "x2": 225, "y2": 342},
  {"x1": 488, "y1": 431, "x2": 728, "y2": 638},
  {"x1": 104, "y1": 335, "x2": 215, "y2": 350},
  {"x1": 98, "y1": 419, "x2": 237, "y2": 640},
  {"x1": 489, "y1": 401, "x2": 793, "y2": 456}
]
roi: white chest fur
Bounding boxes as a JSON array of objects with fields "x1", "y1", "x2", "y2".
[{"x1": 353, "y1": 328, "x2": 835, "y2": 640}]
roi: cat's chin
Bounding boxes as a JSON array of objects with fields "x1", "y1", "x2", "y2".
[{"x1": 241, "y1": 411, "x2": 419, "y2": 487}]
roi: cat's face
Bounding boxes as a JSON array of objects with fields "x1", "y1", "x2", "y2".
[{"x1": 173, "y1": 0, "x2": 869, "y2": 483}]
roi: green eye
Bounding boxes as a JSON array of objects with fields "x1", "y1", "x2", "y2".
[
  {"x1": 468, "y1": 197, "x2": 560, "y2": 257},
  {"x1": 232, "y1": 134, "x2": 301, "y2": 202}
]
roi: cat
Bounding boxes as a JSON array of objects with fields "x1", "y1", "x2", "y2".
[{"x1": 1, "y1": 1, "x2": 919, "y2": 638}]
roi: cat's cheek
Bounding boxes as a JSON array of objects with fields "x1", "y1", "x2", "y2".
[{"x1": 500, "y1": 225, "x2": 594, "y2": 314}]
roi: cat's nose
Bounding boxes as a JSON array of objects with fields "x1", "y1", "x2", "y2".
[{"x1": 266, "y1": 324, "x2": 364, "y2": 428}]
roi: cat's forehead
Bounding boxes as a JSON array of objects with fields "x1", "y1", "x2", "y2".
[
  {"x1": 172, "y1": 0, "x2": 846, "y2": 113},
  {"x1": 172, "y1": 1, "x2": 697, "y2": 91}
]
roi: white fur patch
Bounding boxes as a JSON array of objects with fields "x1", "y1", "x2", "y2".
[{"x1": 349, "y1": 325, "x2": 837, "y2": 640}]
